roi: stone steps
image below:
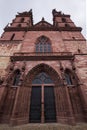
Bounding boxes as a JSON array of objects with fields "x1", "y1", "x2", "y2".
[{"x1": 0, "y1": 123, "x2": 87, "y2": 130}]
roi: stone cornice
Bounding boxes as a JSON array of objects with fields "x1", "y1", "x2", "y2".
[
  {"x1": 4, "y1": 26, "x2": 82, "y2": 32},
  {"x1": 10, "y1": 52, "x2": 74, "y2": 61}
]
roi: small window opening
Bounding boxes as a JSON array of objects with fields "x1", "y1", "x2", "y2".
[
  {"x1": 13, "y1": 69, "x2": 21, "y2": 86},
  {"x1": 65, "y1": 24, "x2": 70, "y2": 28},
  {"x1": 18, "y1": 24, "x2": 21, "y2": 27},
  {"x1": 62, "y1": 18, "x2": 66, "y2": 22},
  {"x1": 78, "y1": 49, "x2": 81, "y2": 53},
  {"x1": 21, "y1": 18, "x2": 24, "y2": 22},
  {"x1": 72, "y1": 37, "x2": 75, "y2": 39},
  {"x1": 10, "y1": 33, "x2": 15, "y2": 41}
]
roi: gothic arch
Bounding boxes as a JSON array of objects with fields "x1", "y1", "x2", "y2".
[
  {"x1": 35, "y1": 35, "x2": 52, "y2": 44},
  {"x1": 35, "y1": 35, "x2": 52, "y2": 53},
  {"x1": 24, "y1": 63, "x2": 62, "y2": 86},
  {"x1": 24, "y1": 63, "x2": 62, "y2": 123}
]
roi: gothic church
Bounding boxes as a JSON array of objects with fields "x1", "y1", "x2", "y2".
[{"x1": 0, "y1": 9, "x2": 87, "y2": 125}]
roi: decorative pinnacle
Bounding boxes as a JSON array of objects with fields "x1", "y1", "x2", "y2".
[{"x1": 42, "y1": 17, "x2": 45, "y2": 21}]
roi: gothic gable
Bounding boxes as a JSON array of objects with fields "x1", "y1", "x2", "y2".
[{"x1": 33, "y1": 18, "x2": 53, "y2": 30}]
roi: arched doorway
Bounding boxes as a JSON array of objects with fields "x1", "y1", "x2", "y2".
[
  {"x1": 25, "y1": 63, "x2": 61, "y2": 123},
  {"x1": 13, "y1": 63, "x2": 64, "y2": 125},
  {"x1": 29, "y1": 72, "x2": 56, "y2": 123}
]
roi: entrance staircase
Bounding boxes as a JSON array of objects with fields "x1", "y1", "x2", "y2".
[{"x1": 0, "y1": 123, "x2": 87, "y2": 130}]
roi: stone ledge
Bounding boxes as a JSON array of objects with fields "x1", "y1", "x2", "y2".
[{"x1": 0, "y1": 123, "x2": 87, "y2": 130}]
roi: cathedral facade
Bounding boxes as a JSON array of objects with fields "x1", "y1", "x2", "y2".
[{"x1": 0, "y1": 9, "x2": 87, "y2": 125}]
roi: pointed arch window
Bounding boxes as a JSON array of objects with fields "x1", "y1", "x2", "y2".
[
  {"x1": 13, "y1": 69, "x2": 21, "y2": 86},
  {"x1": 64, "y1": 70, "x2": 73, "y2": 85},
  {"x1": 35, "y1": 36, "x2": 52, "y2": 53}
]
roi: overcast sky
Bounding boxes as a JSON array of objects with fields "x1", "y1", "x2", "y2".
[{"x1": 0, "y1": 0, "x2": 86, "y2": 38}]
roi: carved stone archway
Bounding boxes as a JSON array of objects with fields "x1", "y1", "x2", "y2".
[
  {"x1": 10, "y1": 63, "x2": 75, "y2": 125},
  {"x1": 10, "y1": 63, "x2": 62, "y2": 125},
  {"x1": 25, "y1": 63, "x2": 62, "y2": 86},
  {"x1": 25, "y1": 63, "x2": 62, "y2": 123}
]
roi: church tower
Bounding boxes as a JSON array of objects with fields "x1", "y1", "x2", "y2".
[{"x1": 0, "y1": 9, "x2": 87, "y2": 125}]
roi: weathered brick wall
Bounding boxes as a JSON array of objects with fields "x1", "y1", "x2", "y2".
[
  {"x1": 55, "y1": 17, "x2": 76, "y2": 27},
  {"x1": 21, "y1": 31, "x2": 65, "y2": 52},
  {"x1": 0, "y1": 31, "x2": 25, "y2": 41},
  {"x1": 75, "y1": 55, "x2": 87, "y2": 86},
  {"x1": 0, "y1": 57, "x2": 10, "y2": 77},
  {"x1": 75, "y1": 55, "x2": 87, "y2": 85},
  {"x1": 55, "y1": 17, "x2": 74, "y2": 23},
  {"x1": 61, "y1": 31, "x2": 85, "y2": 39},
  {"x1": 64, "y1": 41, "x2": 87, "y2": 54},
  {"x1": 21, "y1": 31, "x2": 86, "y2": 53},
  {"x1": 0, "y1": 42, "x2": 22, "y2": 77},
  {"x1": 0, "y1": 30, "x2": 86, "y2": 80},
  {"x1": 74, "y1": 55, "x2": 87, "y2": 105}
]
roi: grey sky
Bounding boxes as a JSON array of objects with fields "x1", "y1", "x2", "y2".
[{"x1": 0, "y1": 0, "x2": 86, "y2": 38}]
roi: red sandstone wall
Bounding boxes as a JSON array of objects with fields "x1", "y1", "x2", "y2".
[
  {"x1": 13, "y1": 60, "x2": 73, "y2": 81},
  {"x1": 0, "y1": 31, "x2": 25, "y2": 41},
  {"x1": 74, "y1": 55, "x2": 87, "y2": 105},
  {"x1": 21, "y1": 31, "x2": 86, "y2": 54},
  {"x1": 0, "y1": 30, "x2": 86, "y2": 78},
  {"x1": 0, "y1": 42, "x2": 22, "y2": 77},
  {"x1": 75, "y1": 55, "x2": 87, "y2": 86},
  {"x1": 55, "y1": 17, "x2": 75, "y2": 27}
]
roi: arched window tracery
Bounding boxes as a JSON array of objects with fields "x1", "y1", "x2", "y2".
[
  {"x1": 35, "y1": 36, "x2": 52, "y2": 53},
  {"x1": 32, "y1": 72, "x2": 54, "y2": 84}
]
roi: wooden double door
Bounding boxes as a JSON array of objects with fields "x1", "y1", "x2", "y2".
[{"x1": 29, "y1": 85, "x2": 56, "y2": 123}]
